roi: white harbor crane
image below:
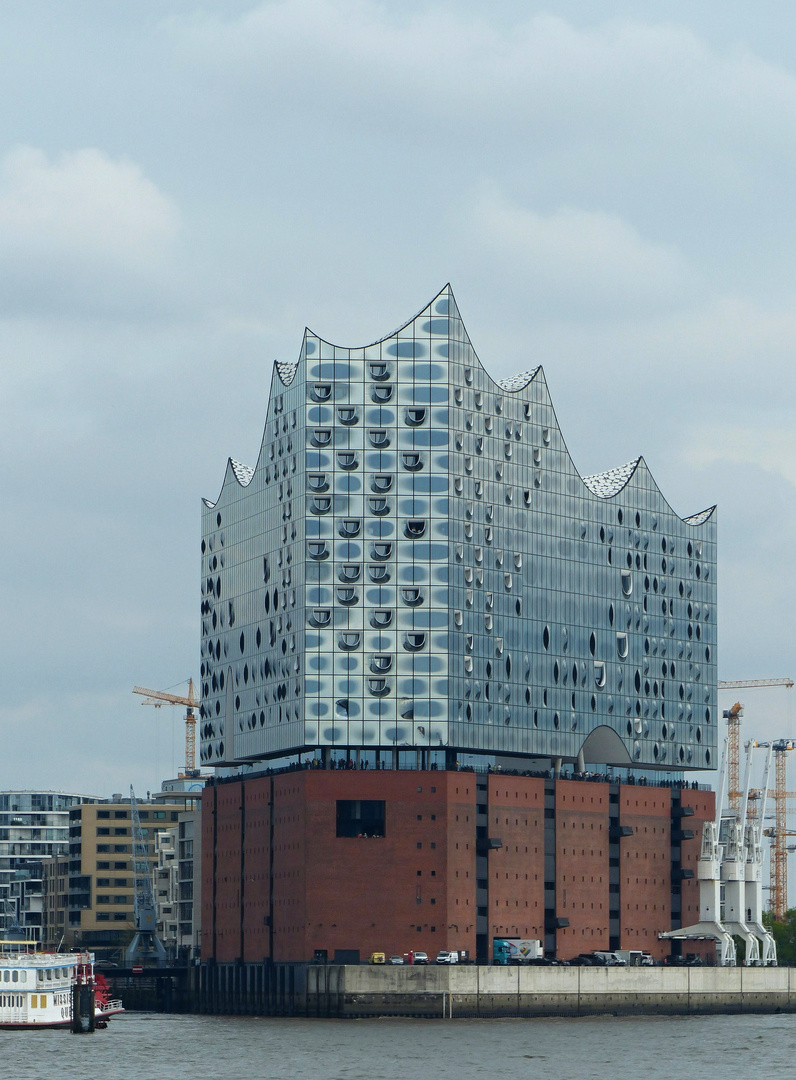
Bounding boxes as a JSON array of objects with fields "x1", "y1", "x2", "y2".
[
  {"x1": 721, "y1": 745, "x2": 759, "y2": 963},
  {"x1": 124, "y1": 786, "x2": 167, "y2": 968},
  {"x1": 744, "y1": 742, "x2": 777, "y2": 964},
  {"x1": 660, "y1": 741, "x2": 736, "y2": 965}
]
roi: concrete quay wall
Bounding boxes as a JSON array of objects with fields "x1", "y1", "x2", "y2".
[{"x1": 307, "y1": 965, "x2": 796, "y2": 1018}]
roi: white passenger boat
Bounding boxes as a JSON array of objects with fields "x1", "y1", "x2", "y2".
[{"x1": 0, "y1": 943, "x2": 123, "y2": 1029}]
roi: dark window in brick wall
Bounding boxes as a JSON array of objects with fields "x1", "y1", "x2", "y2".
[{"x1": 336, "y1": 800, "x2": 386, "y2": 838}]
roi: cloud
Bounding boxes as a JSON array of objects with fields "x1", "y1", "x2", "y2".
[
  {"x1": 460, "y1": 188, "x2": 700, "y2": 318},
  {"x1": 170, "y1": 5, "x2": 796, "y2": 171},
  {"x1": 685, "y1": 426, "x2": 796, "y2": 491},
  {"x1": 0, "y1": 146, "x2": 180, "y2": 317}
]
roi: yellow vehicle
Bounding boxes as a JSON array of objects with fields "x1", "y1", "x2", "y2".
[{"x1": 368, "y1": 952, "x2": 386, "y2": 965}]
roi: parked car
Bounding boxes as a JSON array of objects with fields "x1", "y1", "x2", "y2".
[
  {"x1": 388, "y1": 955, "x2": 404, "y2": 965},
  {"x1": 435, "y1": 951, "x2": 459, "y2": 964},
  {"x1": 591, "y1": 952, "x2": 626, "y2": 966},
  {"x1": 368, "y1": 952, "x2": 386, "y2": 965},
  {"x1": 413, "y1": 951, "x2": 429, "y2": 965}
]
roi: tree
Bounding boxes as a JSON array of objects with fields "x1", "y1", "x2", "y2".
[{"x1": 763, "y1": 909, "x2": 796, "y2": 963}]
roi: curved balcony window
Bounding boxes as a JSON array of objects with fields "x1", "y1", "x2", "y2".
[
  {"x1": 454, "y1": 477, "x2": 463, "y2": 494},
  {"x1": 504, "y1": 573, "x2": 513, "y2": 591},
  {"x1": 475, "y1": 436, "x2": 483, "y2": 454},
  {"x1": 371, "y1": 385, "x2": 393, "y2": 403},
  {"x1": 464, "y1": 456, "x2": 473, "y2": 474},
  {"x1": 309, "y1": 608, "x2": 331, "y2": 628},
  {"x1": 311, "y1": 429, "x2": 332, "y2": 447},
  {"x1": 368, "y1": 564, "x2": 390, "y2": 583},
  {"x1": 485, "y1": 505, "x2": 494, "y2": 522},
  {"x1": 311, "y1": 496, "x2": 331, "y2": 514},
  {"x1": 310, "y1": 383, "x2": 332, "y2": 402},
  {"x1": 405, "y1": 407, "x2": 426, "y2": 426},
  {"x1": 484, "y1": 416, "x2": 493, "y2": 433},
  {"x1": 473, "y1": 482, "x2": 482, "y2": 499},
  {"x1": 336, "y1": 586, "x2": 359, "y2": 605},
  {"x1": 337, "y1": 406, "x2": 358, "y2": 425},
  {"x1": 403, "y1": 632, "x2": 426, "y2": 651},
  {"x1": 400, "y1": 700, "x2": 414, "y2": 719},
  {"x1": 368, "y1": 677, "x2": 390, "y2": 696},
  {"x1": 370, "y1": 609, "x2": 393, "y2": 628},
  {"x1": 369, "y1": 361, "x2": 391, "y2": 380},
  {"x1": 307, "y1": 474, "x2": 328, "y2": 493},
  {"x1": 338, "y1": 564, "x2": 361, "y2": 583},
  {"x1": 504, "y1": 443, "x2": 513, "y2": 460},
  {"x1": 464, "y1": 568, "x2": 474, "y2": 584},
  {"x1": 454, "y1": 387, "x2": 463, "y2": 404},
  {"x1": 474, "y1": 391, "x2": 483, "y2": 409},
  {"x1": 308, "y1": 541, "x2": 329, "y2": 560},
  {"x1": 369, "y1": 497, "x2": 390, "y2": 515},
  {"x1": 338, "y1": 632, "x2": 361, "y2": 650},
  {"x1": 404, "y1": 520, "x2": 426, "y2": 539},
  {"x1": 484, "y1": 613, "x2": 493, "y2": 631},
  {"x1": 463, "y1": 367, "x2": 473, "y2": 385},
  {"x1": 371, "y1": 542, "x2": 392, "y2": 560},
  {"x1": 371, "y1": 474, "x2": 393, "y2": 493},
  {"x1": 336, "y1": 698, "x2": 350, "y2": 717},
  {"x1": 339, "y1": 519, "x2": 361, "y2": 538},
  {"x1": 401, "y1": 452, "x2": 423, "y2": 471},
  {"x1": 621, "y1": 571, "x2": 633, "y2": 597},
  {"x1": 370, "y1": 655, "x2": 392, "y2": 673},
  {"x1": 401, "y1": 587, "x2": 424, "y2": 606},
  {"x1": 337, "y1": 450, "x2": 358, "y2": 470},
  {"x1": 369, "y1": 429, "x2": 390, "y2": 448}
]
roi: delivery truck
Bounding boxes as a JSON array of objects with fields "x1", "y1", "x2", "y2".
[{"x1": 493, "y1": 938, "x2": 543, "y2": 965}]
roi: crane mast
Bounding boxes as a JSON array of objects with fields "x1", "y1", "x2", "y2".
[
  {"x1": 133, "y1": 679, "x2": 200, "y2": 777},
  {"x1": 766, "y1": 740, "x2": 796, "y2": 920}
]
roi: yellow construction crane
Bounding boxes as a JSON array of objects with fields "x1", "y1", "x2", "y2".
[
  {"x1": 133, "y1": 679, "x2": 200, "y2": 778},
  {"x1": 764, "y1": 740, "x2": 796, "y2": 920},
  {"x1": 718, "y1": 679, "x2": 794, "y2": 813}
]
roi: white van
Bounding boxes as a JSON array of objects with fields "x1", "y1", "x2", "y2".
[{"x1": 435, "y1": 951, "x2": 459, "y2": 964}]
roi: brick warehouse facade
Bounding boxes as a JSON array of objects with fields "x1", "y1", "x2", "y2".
[{"x1": 201, "y1": 769, "x2": 714, "y2": 964}]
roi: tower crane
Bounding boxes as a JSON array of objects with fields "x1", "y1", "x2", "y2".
[
  {"x1": 764, "y1": 739, "x2": 796, "y2": 920},
  {"x1": 718, "y1": 680, "x2": 793, "y2": 813},
  {"x1": 133, "y1": 679, "x2": 200, "y2": 778}
]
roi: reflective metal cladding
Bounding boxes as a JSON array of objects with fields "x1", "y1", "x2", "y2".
[{"x1": 200, "y1": 286, "x2": 717, "y2": 771}]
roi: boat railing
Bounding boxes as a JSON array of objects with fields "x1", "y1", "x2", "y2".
[{"x1": 97, "y1": 998, "x2": 123, "y2": 1014}]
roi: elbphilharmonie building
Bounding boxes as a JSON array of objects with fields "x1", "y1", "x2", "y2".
[{"x1": 200, "y1": 287, "x2": 716, "y2": 774}]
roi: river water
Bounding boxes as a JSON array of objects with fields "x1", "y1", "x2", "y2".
[{"x1": 3, "y1": 1011, "x2": 796, "y2": 1079}]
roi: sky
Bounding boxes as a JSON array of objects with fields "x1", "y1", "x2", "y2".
[{"x1": 2, "y1": 1, "x2": 796, "y2": 805}]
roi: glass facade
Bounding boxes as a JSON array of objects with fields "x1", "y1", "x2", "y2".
[{"x1": 200, "y1": 287, "x2": 717, "y2": 773}]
